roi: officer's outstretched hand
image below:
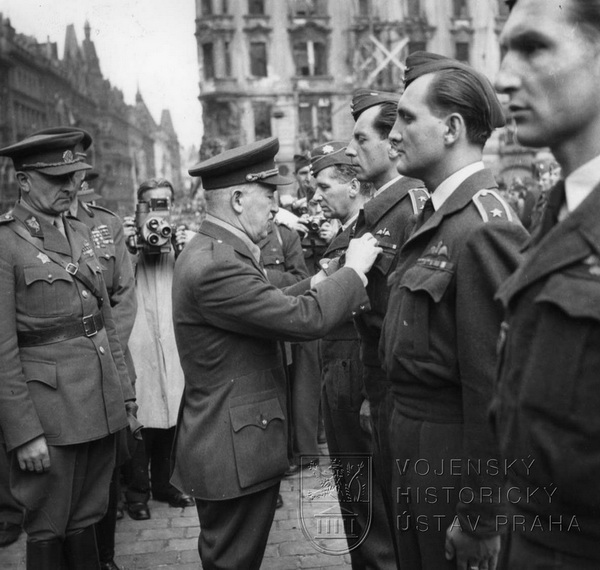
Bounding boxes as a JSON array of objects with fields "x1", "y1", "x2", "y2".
[
  {"x1": 16, "y1": 435, "x2": 50, "y2": 473},
  {"x1": 345, "y1": 233, "x2": 381, "y2": 276},
  {"x1": 445, "y1": 518, "x2": 500, "y2": 570}
]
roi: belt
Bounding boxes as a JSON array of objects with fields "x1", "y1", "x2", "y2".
[{"x1": 17, "y1": 313, "x2": 104, "y2": 347}]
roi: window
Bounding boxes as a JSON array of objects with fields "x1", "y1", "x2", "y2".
[
  {"x1": 408, "y1": 40, "x2": 427, "y2": 54},
  {"x1": 406, "y1": 0, "x2": 420, "y2": 18},
  {"x1": 203, "y1": 43, "x2": 215, "y2": 79},
  {"x1": 250, "y1": 42, "x2": 268, "y2": 77},
  {"x1": 298, "y1": 96, "x2": 332, "y2": 146},
  {"x1": 358, "y1": 0, "x2": 369, "y2": 17},
  {"x1": 201, "y1": 0, "x2": 213, "y2": 16},
  {"x1": 497, "y1": 0, "x2": 509, "y2": 17},
  {"x1": 455, "y1": 41, "x2": 470, "y2": 62},
  {"x1": 453, "y1": 0, "x2": 469, "y2": 18},
  {"x1": 293, "y1": 0, "x2": 327, "y2": 17},
  {"x1": 293, "y1": 41, "x2": 327, "y2": 76},
  {"x1": 222, "y1": 0, "x2": 229, "y2": 13},
  {"x1": 253, "y1": 102, "x2": 272, "y2": 139},
  {"x1": 224, "y1": 41, "x2": 232, "y2": 76},
  {"x1": 248, "y1": 0, "x2": 265, "y2": 15}
]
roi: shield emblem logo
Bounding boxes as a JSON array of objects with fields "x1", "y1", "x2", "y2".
[{"x1": 298, "y1": 453, "x2": 372, "y2": 555}]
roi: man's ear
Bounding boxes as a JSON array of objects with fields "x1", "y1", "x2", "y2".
[
  {"x1": 444, "y1": 114, "x2": 463, "y2": 145},
  {"x1": 231, "y1": 189, "x2": 244, "y2": 214},
  {"x1": 15, "y1": 172, "x2": 30, "y2": 194},
  {"x1": 348, "y1": 178, "x2": 360, "y2": 198}
]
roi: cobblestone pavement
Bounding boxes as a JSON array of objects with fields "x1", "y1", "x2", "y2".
[{"x1": 0, "y1": 450, "x2": 354, "y2": 569}]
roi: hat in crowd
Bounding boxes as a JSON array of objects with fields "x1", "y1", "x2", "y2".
[
  {"x1": 189, "y1": 137, "x2": 292, "y2": 190},
  {"x1": 310, "y1": 141, "x2": 354, "y2": 177},
  {"x1": 0, "y1": 131, "x2": 92, "y2": 176},
  {"x1": 350, "y1": 88, "x2": 400, "y2": 121},
  {"x1": 294, "y1": 152, "x2": 311, "y2": 173},
  {"x1": 78, "y1": 169, "x2": 102, "y2": 202},
  {"x1": 404, "y1": 51, "x2": 505, "y2": 129}
]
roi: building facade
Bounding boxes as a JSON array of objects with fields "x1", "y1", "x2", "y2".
[
  {"x1": 195, "y1": 0, "x2": 532, "y2": 181},
  {"x1": 0, "y1": 15, "x2": 182, "y2": 214}
]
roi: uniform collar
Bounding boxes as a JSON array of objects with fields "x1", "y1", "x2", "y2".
[
  {"x1": 562, "y1": 153, "x2": 600, "y2": 220},
  {"x1": 373, "y1": 174, "x2": 403, "y2": 198},
  {"x1": 431, "y1": 161, "x2": 485, "y2": 211},
  {"x1": 204, "y1": 213, "x2": 262, "y2": 264}
]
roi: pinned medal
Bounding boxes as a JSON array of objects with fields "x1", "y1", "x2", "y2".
[{"x1": 36, "y1": 252, "x2": 50, "y2": 264}]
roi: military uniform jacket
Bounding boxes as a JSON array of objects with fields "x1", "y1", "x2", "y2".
[
  {"x1": 379, "y1": 169, "x2": 528, "y2": 534},
  {"x1": 171, "y1": 219, "x2": 370, "y2": 500},
  {"x1": 70, "y1": 203, "x2": 137, "y2": 347},
  {"x1": 353, "y1": 176, "x2": 428, "y2": 366},
  {"x1": 491, "y1": 182, "x2": 600, "y2": 559},
  {"x1": 259, "y1": 222, "x2": 309, "y2": 287},
  {"x1": 0, "y1": 203, "x2": 133, "y2": 452}
]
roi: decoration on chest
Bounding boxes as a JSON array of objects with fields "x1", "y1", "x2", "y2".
[
  {"x1": 375, "y1": 227, "x2": 391, "y2": 237},
  {"x1": 417, "y1": 240, "x2": 451, "y2": 270},
  {"x1": 81, "y1": 241, "x2": 96, "y2": 258},
  {"x1": 36, "y1": 252, "x2": 51, "y2": 264},
  {"x1": 91, "y1": 225, "x2": 114, "y2": 248}
]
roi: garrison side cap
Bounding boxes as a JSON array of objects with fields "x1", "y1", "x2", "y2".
[
  {"x1": 350, "y1": 88, "x2": 400, "y2": 121},
  {"x1": 189, "y1": 137, "x2": 293, "y2": 190},
  {"x1": 0, "y1": 131, "x2": 92, "y2": 176},
  {"x1": 310, "y1": 141, "x2": 354, "y2": 177},
  {"x1": 404, "y1": 51, "x2": 506, "y2": 129},
  {"x1": 294, "y1": 152, "x2": 311, "y2": 173}
]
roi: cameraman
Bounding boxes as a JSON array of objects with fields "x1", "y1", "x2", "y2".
[{"x1": 122, "y1": 178, "x2": 195, "y2": 520}]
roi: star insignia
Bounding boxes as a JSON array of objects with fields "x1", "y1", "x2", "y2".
[
  {"x1": 36, "y1": 252, "x2": 50, "y2": 264},
  {"x1": 322, "y1": 144, "x2": 334, "y2": 154},
  {"x1": 491, "y1": 208, "x2": 503, "y2": 218},
  {"x1": 62, "y1": 150, "x2": 74, "y2": 163},
  {"x1": 25, "y1": 216, "x2": 41, "y2": 232}
]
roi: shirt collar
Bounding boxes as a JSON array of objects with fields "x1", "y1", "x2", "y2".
[
  {"x1": 205, "y1": 213, "x2": 262, "y2": 264},
  {"x1": 341, "y1": 211, "x2": 360, "y2": 232},
  {"x1": 373, "y1": 174, "x2": 403, "y2": 198},
  {"x1": 564, "y1": 153, "x2": 600, "y2": 216},
  {"x1": 431, "y1": 161, "x2": 485, "y2": 210},
  {"x1": 19, "y1": 199, "x2": 60, "y2": 226}
]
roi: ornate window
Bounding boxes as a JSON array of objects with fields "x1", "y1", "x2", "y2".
[
  {"x1": 202, "y1": 43, "x2": 215, "y2": 79},
  {"x1": 293, "y1": 40, "x2": 327, "y2": 76},
  {"x1": 253, "y1": 101, "x2": 273, "y2": 139},
  {"x1": 248, "y1": 0, "x2": 265, "y2": 15},
  {"x1": 201, "y1": 0, "x2": 213, "y2": 16},
  {"x1": 298, "y1": 95, "x2": 331, "y2": 149},
  {"x1": 250, "y1": 41, "x2": 268, "y2": 77}
]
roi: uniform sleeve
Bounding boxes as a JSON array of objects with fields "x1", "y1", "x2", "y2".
[
  {"x1": 455, "y1": 221, "x2": 528, "y2": 536},
  {"x1": 106, "y1": 217, "x2": 137, "y2": 347},
  {"x1": 184, "y1": 254, "x2": 370, "y2": 343},
  {"x1": 0, "y1": 244, "x2": 45, "y2": 450}
]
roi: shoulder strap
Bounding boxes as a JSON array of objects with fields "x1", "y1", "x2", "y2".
[
  {"x1": 6, "y1": 222, "x2": 104, "y2": 307},
  {"x1": 472, "y1": 189, "x2": 514, "y2": 223}
]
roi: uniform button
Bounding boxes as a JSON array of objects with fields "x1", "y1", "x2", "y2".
[
  {"x1": 99, "y1": 347, "x2": 105, "y2": 355},
  {"x1": 275, "y1": 259, "x2": 280, "y2": 264},
  {"x1": 351, "y1": 311, "x2": 357, "y2": 316},
  {"x1": 48, "y1": 273, "x2": 52, "y2": 279},
  {"x1": 261, "y1": 419, "x2": 268, "y2": 426},
  {"x1": 359, "y1": 305, "x2": 365, "y2": 310},
  {"x1": 82, "y1": 290, "x2": 89, "y2": 298},
  {"x1": 217, "y1": 240, "x2": 223, "y2": 244}
]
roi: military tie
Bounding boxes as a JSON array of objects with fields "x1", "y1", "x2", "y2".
[
  {"x1": 537, "y1": 179, "x2": 565, "y2": 240},
  {"x1": 53, "y1": 215, "x2": 67, "y2": 238},
  {"x1": 415, "y1": 197, "x2": 435, "y2": 230}
]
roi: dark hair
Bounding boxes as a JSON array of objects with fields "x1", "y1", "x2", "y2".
[
  {"x1": 508, "y1": 0, "x2": 600, "y2": 41},
  {"x1": 371, "y1": 101, "x2": 398, "y2": 140},
  {"x1": 426, "y1": 69, "x2": 493, "y2": 147},
  {"x1": 328, "y1": 164, "x2": 356, "y2": 184},
  {"x1": 136, "y1": 178, "x2": 175, "y2": 201}
]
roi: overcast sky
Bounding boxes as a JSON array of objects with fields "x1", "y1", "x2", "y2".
[{"x1": 2, "y1": 0, "x2": 203, "y2": 149}]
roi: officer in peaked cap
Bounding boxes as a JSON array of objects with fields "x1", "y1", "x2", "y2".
[
  {"x1": 379, "y1": 52, "x2": 528, "y2": 570},
  {"x1": 171, "y1": 137, "x2": 382, "y2": 570},
  {"x1": 0, "y1": 130, "x2": 135, "y2": 569}
]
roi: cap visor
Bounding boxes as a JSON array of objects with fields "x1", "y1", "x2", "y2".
[
  {"x1": 36, "y1": 161, "x2": 93, "y2": 176},
  {"x1": 261, "y1": 173, "x2": 293, "y2": 186}
]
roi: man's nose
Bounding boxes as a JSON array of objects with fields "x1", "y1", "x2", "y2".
[
  {"x1": 345, "y1": 143, "x2": 356, "y2": 157},
  {"x1": 494, "y1": 54, "x2": 520, "y2": 95},
  {"x1": 388, "y1": 122, "x2": 402, "y2": 144}
]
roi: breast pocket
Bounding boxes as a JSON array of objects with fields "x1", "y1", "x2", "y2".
[
  {"x1": 373, "y1": 242, "x2": 398, "y2": 278},
  {"x1": 229, "y1": 390, "x2": 289, "y2": 489},
  {"x1": 21, "y1": 265, "x2": 74, "y2": 318},
  {"x1": 521, "y1": 273, "x2": 600, "y2": 416},
  {"x1": 394, "y1": 263, "x2": 454, "y2": 359}
]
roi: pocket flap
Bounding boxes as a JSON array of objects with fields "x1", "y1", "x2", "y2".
[
  {"x1": 21, "y1": 359, "x2": 57, "y2": 389},
  {"x1": 373, "y1": 249, "x2": 397, "y2": 277},
  {"x1": 23, "y1": 265, "x2": 72, "y2": 286},
  {"x1": 230, "y1": 396, "x2": 285, "y2": 432},
  {"x1": 400, "y1": 264, "x2": 453, "y2": 303},
  {"x1": 536, "y1": 274, "x2": 600, "y2": 321}
]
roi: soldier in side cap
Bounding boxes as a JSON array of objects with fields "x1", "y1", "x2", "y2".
[
  {"x1": 345, "y1": 87, "x2": 428, "y2": 567},
  {"x1": 309, "y1": 141, "x2": 396, "y2": 568},
  {"x1": 378, "y1": 52, "x2": 530, "y2": 570},
  {"x1": 0, "y1": 130, "x2": 135, "y2": 569},
  {"x1": 170, "y1": 137, "x2": 382, "y2": 570},
  {"x1": 492, "y1": 1, "x2": 600, "y2": 568}
]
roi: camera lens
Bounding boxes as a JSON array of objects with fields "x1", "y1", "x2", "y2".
[
  {"x1": 160, "y1": 225, "x2": 172, "y2": 238},
  {"x1": 148, "y1": 234, "x2": 160, "y2": 245},
  {"x1": 147, "y1": 218, "x2": 159, "y2": 231}
]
